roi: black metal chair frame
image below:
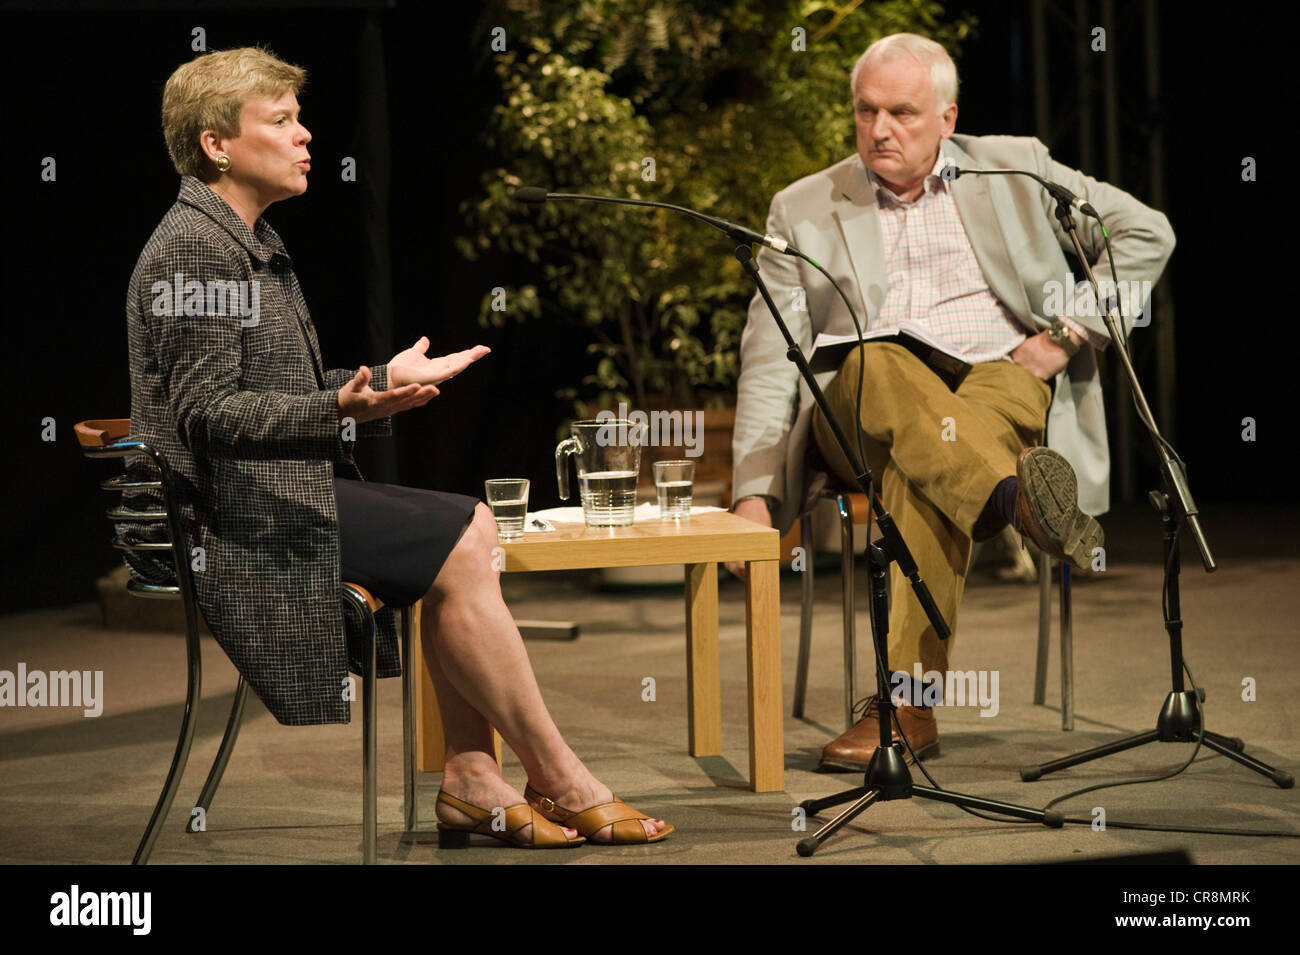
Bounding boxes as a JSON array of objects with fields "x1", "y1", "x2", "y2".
[{"x1": 81, "y1": 422, "x2": 418, "y2": 864}]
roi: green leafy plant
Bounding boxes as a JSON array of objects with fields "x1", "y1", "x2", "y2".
[{"x1": 456, "y1": 0, "x2": 973, "y2": 413}]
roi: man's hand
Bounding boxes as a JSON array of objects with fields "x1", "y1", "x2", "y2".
[
  {"x1": 1010, "y1": 330, "x2": 1075, "y2": 381},
  {"x1": 387, "y1": 337, "x2": 491, "y2": 389},
  {"x1": 725, "y1": 497, "x2": 773, "y2": 580},
  {"x1": 337, "y1": 365, "x2": 438, "y2": 425}
]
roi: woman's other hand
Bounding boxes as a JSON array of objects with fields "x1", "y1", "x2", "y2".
[
  {"x1": 388, "y1": 337, "x2": 491, "y2": 389},
  {"x1": 338, "y1": 366, "x2": 438, "y2": 424}
]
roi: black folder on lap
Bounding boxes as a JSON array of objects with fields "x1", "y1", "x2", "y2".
[{"x1": 810, "y1": 323, "x2": 973, "y2": 392}]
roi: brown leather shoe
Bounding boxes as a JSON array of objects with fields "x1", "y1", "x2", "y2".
[
  {"x1": 820, "y1": 695, "x2": 939, "y2": 771},
  {"x1": 1016, "y1": 446, "x2": 1104, "y2": 570}
]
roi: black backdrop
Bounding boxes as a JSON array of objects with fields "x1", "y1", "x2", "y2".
[{"x1": 2, "y1": 1, "x2": 1289, "y2": 614}]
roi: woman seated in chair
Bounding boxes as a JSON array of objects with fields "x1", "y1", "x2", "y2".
[{"x1": 123, "y1": 45, "x2": 671, "y2": 848}]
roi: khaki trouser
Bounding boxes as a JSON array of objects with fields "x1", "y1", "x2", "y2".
[{"x1": 812, "y1": 342, "x2": 1052, "y2": 682}]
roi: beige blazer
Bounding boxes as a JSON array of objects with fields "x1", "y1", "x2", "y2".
[{"x1": 731, "y1": 134, "x2": 1176, "y2": 534}]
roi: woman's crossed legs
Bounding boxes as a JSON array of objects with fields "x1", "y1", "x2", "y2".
[{"x1": 421, "y1": 503, "x2": 669, "y2": 844}]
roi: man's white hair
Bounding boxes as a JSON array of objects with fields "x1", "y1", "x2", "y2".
[{"x1": 850, "y1": 33, "x2": 959, "y2": 114}]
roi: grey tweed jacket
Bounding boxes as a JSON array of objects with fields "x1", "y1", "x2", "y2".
[{"x1": 123, "y1": 176, "x2": 399, "y2": 726}]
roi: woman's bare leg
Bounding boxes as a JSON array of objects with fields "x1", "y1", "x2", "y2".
[
  {"x1": 425, "y1": 503, "x2": 667, "y2": 840},
  {"x1": 423, "y1": 631, "x2": 579, "y2": 842}
]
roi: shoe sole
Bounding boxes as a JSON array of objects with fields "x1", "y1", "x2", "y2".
[
  {"x1": 436, "y1": 825, "x2": 585, "y2": 849},
  {"x1": 819, "y1": 739, "x2": 940, "y2": 772},
  {"x1": 1018, "y1": 447, "x2": 1104, "y2": 570}
]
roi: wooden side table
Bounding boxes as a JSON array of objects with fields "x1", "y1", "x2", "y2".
[{"x1": 401, "y1": 510, "x2": 784, "y2": 835}]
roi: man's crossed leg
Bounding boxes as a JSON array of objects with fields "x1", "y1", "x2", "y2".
[{"x1": 809, "y1": 341, "x2": 1097, "y2": 769}]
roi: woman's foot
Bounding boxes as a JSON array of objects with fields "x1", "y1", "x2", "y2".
[
  {"x1": 525, "y1": 772, "x2": 670, "y2": 842},
  {"x1": 436, "y1": 753, "x2": 581, "y2": 845}
]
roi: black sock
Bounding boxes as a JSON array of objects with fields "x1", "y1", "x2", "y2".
[{"x1": 989, "y1": 476, "x2": 1019, "y2": 530}]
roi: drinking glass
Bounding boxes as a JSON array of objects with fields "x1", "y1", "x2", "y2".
[
  {"x1": 653, "y1": 460, "x2": 695, "y2": 520},
  {"x1": 484, "y1": 478, "x2": 529, "y2": 540}
]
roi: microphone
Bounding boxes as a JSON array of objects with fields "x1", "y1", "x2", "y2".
[
  {"x1": 512, "y1": 186, "x2": 801, "y2": 257},
  {"x1": 940, "y1": 163, "x2": 1099, "y2": 218},
  {"x1": 512, "y1": 186, "x2": 549, "y2": 204}
]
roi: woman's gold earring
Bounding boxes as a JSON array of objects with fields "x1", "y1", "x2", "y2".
[{"x1": 215, "y1": 155, "x2": 231, "y2": 173}]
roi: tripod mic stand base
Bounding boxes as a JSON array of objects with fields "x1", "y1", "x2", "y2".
[
  {"x1": 1019, "y1": 690, "x2": 1295, "y2": 788},
  {"x1": 861, "y1": 742, "x2": 914, "y2": 798},
  {"x1": 795, "y1": 744, "x2": 1063, "y2": 857}
]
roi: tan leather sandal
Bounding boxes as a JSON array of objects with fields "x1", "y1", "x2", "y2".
[
  {"x1": 435, "y1": 790, "x2": 585, "y2": 849},
  {"x1": 524, "y1": 783, "x2": 675, "y2": 844}
]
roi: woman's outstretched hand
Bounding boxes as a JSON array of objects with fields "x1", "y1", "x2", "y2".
[
  {"x1": 387, "y1": 337, "x2": 491, "y2": 389},
  {"x1": 339, "y1": 339, "x2": 491, "y2": 424},
  {"x1": 337, "y1": 366, "x2": 439, "y2": 424}
]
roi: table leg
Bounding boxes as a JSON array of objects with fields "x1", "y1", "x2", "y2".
[
  {"x1": 745, "y1": 558, "x2": 784, "y2": 792},
  {"x1": 415, "y1": 622, "x2": 445, "y2": 774},
  {"x1": 685, "y1": 562, "x2": 722, "y2": 757},
  {"x1": 415, "y1": 615, "x2": 503, "y2": 774},
  {"x1": 403, "y1": 604, "x2": 421, "y2": 832}
]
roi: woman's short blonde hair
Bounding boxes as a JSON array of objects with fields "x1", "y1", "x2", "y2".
[{"x1": 162, "y1": 46, "x2": 307, "y2": 178}]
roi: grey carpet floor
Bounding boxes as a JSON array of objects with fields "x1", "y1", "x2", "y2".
[{"x1": 2, "y1": 504, "x2": 1296, "y2": 864}]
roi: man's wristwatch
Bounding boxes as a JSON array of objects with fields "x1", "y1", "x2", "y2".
[{"x1": 1047, "y1": 319, "x2": 1080, "y2": 357}]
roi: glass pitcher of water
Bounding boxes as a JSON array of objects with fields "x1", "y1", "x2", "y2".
[{"x1": 555, "y1": 419, "x2": 647, "y2": 527}]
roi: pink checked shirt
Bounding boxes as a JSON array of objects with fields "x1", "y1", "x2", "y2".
[{"x1": 867, "y1": 155, "x2": 1098, "y2": 362}]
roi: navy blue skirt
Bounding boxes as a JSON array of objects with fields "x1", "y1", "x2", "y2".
[{"x1": 334, "y1": 477, "x2": 479, "y2": 607}]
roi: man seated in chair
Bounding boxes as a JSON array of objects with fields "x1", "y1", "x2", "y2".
[{"x1": 724, "y1": 32, "x2": 1174, "y2": 769}]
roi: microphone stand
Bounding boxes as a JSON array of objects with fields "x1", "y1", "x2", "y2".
[
  {"x1": 518, "y1": 187, "x2": 1065, "y2": 852},
  {"x1": 1013, "y1": 195, "x2": 1293, "y2": 789},
  {"x1": 733, "y1": 245, "x2": 1063, "y2": 856}
]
